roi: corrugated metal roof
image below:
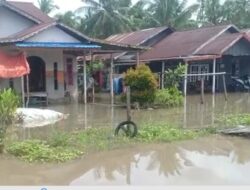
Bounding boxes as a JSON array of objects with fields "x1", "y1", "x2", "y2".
[
  {"x1": 7, "y1": 1, "x2": 55, "y2": 23},
  {"x1": 0, "y1": 22, "x2": 56, "y2": 43},
  {"x1": 106, "y1": 26, "x2": 169, "y2": 45},
  {"x1": 140, "y1": 25, "x2": 239, "y2": 61},
  {"x1": 15, "y1": 42, "x2": 101, "y2": 49},
  {"x1": 196, "y1": 33, "x2": 244, "y2": 55}
]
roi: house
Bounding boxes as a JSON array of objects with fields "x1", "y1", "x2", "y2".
[
  {"x1": 105, "y1": 24, "x2": 250, "y2": 94},
  {"x1": 94, "y1": 26, "x2": 173, "y2": 90},
  {"x1": 140, "y1": 25, "x2": 250, "y2": 93},
  {"x1": 0, "y1": 0, "x2": 143, "y2": 104}
]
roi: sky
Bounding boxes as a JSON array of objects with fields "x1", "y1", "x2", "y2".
[{"x1": 10, "y1": 0, "x2": 197, "y2": 14}]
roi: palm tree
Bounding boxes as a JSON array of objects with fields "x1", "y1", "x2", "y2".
[
  {"x1": 38, "y1": 0, "x2": 59, "y2": 14},
  {"x1": 223, "y1": 0, "x2": 250, "y2": 29},
  {"x1": 128, "y1": 0, "x2": 158, "y2": 30},
  {"x1": 197, "y1": 0, "x2": 224, "y2": 25},
  {"x1": 55, "y1": 11, "x2": 79, "y2": 29},
  {"x1": 149, "y1": 0, "x2": 199, "y2": 29},
  {"x1": 77, "y1": 0, "x2": 133, "y2": 38}
]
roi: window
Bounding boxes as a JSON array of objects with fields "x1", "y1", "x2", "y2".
[
  {"x1": 189, "y1": 64, "x2": 209, "y2": 82},
  {"x1": 54, "y1": 62, "x2": 58, "y2": 90}
]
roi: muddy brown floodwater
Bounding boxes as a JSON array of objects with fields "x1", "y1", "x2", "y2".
[
  {"x1": 1, "y1": 93, "x2": 250, "y2": 185},
  {"x1": 1, "y1": 135, "x2": 250, "y2": 185}
]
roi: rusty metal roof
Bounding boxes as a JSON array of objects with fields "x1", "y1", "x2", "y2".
[
  {"x1": 106, "y1": 26, "x2": 170, "y2": 45},
  {"x1": 140, "y1": 25, "x2": 240, "y2": 61},
  {"x1": 196, "y1": 33, "x2": 245, "y2": 55},
  {"x1": 6, "y1": 1, "x2": 55, "y2": 23}
]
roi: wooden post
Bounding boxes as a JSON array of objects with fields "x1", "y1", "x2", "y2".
[
  {"x1": 222, "y1": 74, "x2": 228, "y2": 101},
  {"x1": 201, "y1": 77, "x2": 205, "y2": 104},
  {"x1": 83, "y1": 54, "x2": 87, "y2": 104},
  {"x1": 21, "y1": 76, "x2": 25, "y2": 108},
  {"x1": 136, "y1": 51, "x2": 140, "y2": 65},
  {"x1": 161, "y1": 61, "x2": 165, "y2": 89},
  {"x1": 184, "y1": 61, "x2": 188, "y2": 96},
  {"x1": 90, "y1": 52, "x2": 95, "y2": 103},
  {"x1": 212, "y1": 58, "x2": 216, "y2": 94},
  {"x1": 126, "y1": 86, "x2": 131, "y2": 121},
  {"x1": 110, "y1": 54, "x2": 114, "y2": 105},
  {"x1": 26, "y1": 75, "x2": 30, "y2": 107}
]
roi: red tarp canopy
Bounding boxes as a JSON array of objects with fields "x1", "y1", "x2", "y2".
[{"x1": 0, "y1": 50, "x2": 30, "y2": 78}]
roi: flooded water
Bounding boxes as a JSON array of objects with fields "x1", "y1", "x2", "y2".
[
  {"x1": 12, "y1": 93, "x2": 250, "y2": 140},
  {"x1": 2, "y1": 93, "x2": 250, "y2": 185},
  {"x1": 1, "y1": 135, "x2": 250, "y2": 185}
]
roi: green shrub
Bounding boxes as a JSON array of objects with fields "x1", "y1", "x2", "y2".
[
  {"x1": 154, "y1": 87, "x2": 183, "y2": 107},
  {"x1": 124, "y1": 64, "x2": 158, "y2": 106},
  {"x1": 216, "y1": 114, "x2": 250, "y2": 127},
  {"x1": 7, "y1": 140, "x2": 83, "y2": 163},
  {"x1": 137, "y1": 123, "x2": 215, "y2": 143},
  {"x1": 0, "y1": 89, "x2": 20, "y2": 125},
  {"x1": 164, "y1": 64, "x2": 186, "y2": 88},
  {"x1": 48, "y1": 131, "x2": 71, "y2": 147}
]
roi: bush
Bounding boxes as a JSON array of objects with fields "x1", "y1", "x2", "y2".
[
  {"x1": 0, "y1": 89, "x2": 20, "y2": 125},
  {"x1": 137, "y1": 123, "x2": 215, "y2": 143},
  {"x1": 124, "y1": 64, "x2": 158, "y2": 106},
  {"x1": 216, "y1": 114, "x2": 250, "y2": 127},
  {"x1": 154, "y1": 87, "x2": 183, "y2": 107},
  {"x1": 164, "y1": 64, "x2": 186, "y2": 88},
  {"x1": 7, "y1": 140, "x2": 83, "y2": 163}
]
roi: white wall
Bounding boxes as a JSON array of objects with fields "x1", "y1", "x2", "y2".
[
  {"x1": 26, "y1": 48, "x2": 65, "y2": 100},
  {"x1": 0, "y1": 49, "x2": 79, "y2": 101},
  {"x1": 0, "y1": 6, "x2": 35, "y2": 38},
  {"x1": 27, "y1": 27, "x2": 81, "y2": 43}
]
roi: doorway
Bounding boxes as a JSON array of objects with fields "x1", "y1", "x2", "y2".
[{"x1": 27, "y1": 56, "x2": 46, "y2": 92}]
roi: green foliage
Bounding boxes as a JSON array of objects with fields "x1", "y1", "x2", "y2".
[
  {"x1": 0, "y1": 126, "x2": 7, "y2": 153},
  {"x1": 137, "y1": 123, "x2": 215, "y2": 143},
  {"x1": 6, "y1": 122, "x2": 215, "y2": 162},
  {"x1": 7, "y1": 140, "x2": 83, "y2": 163},
  {"x1": 88, "y1": 60, "x2": 104, "y2": 74},
  {"x1": 0, "y1": 89, "x2": 20, "y2": 125},
  {"x1": 38, "y1": 0, "x2": 58, "y2": 14},
  {"x1": 164, "y1": 64, "x2": 186, "y2": 88},
  {"x1": 216, "y1": 114, "x2": 250, "y2": 127},
  {"x1": 124, "y1": 64, "x2": 158, "y2": 106},
  {"x1": 154, "y1": 87, "x2": 183, "y2": 107},
  {"x1": 47, "y1": 131, "x2": 71, "y2": 148}
]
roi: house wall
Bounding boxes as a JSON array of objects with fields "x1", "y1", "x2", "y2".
[
  {"x1": 1, "y1": 49, "x2": 78, "y2": 102},
  {"x1": 27, "y1": 27, "x2": 81, "y2": 43},
  {"x1": 0, "y1": 6, "x2": 35, "y2": 38}
]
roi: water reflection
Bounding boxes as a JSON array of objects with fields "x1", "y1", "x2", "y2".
[
  {"x1": 1, "y1": 135, "x2": 250, "y2": 185},
  {"x1": 70, "y1": 136, "x2": 250, "y2": 185}
]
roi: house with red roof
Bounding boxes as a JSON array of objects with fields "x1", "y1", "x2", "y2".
[
  {"x1": 105, "y1": 25, "x2": 250, "y2": 93},
  {"x1": 0, "y1": 0, "x2": 142, "y2": 104}
]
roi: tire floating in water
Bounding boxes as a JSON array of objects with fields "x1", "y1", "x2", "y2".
[{"x1": 115, "y1": 121, "x2": 138, "y2": 138}]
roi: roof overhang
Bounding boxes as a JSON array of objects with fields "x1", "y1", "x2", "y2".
[{"x1": 15, "y1": 42, "x2": 101, "y2": 49}]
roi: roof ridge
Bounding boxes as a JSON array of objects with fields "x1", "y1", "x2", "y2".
[{"x1": 192, "y1": 25, "x2": 238, "y2": 55}]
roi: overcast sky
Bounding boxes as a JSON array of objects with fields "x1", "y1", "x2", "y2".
[{"x1": 10, "y1": 0, "x2": 198, "y2": 14}]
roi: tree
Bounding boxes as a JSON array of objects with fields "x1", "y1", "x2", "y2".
[
  {"x1": 149, "y1": 0, "x2": 199, "y2": 29},
  {"x1": 223, "y1": 0, "x2": 250, "y2": 29},
  {"x1": 77, "y1": 0, "x2": 133, "y2": 38},
  {"x1": 197, "y1": 0, "x2": 224, "y2": 25},
  {"x1": 55, "y1": 11, "x2": 79, "y2": 29},
  {"x1": 128, "y1": 0, "x2": 158, "y2": 30},
  {"x1": 38, "y1": 0, "x2": 59, "y2": 14}
]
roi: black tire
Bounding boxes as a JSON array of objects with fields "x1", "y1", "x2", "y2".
[{"x1": 115, "y1": 121, "x2": 138, "y2": 138}]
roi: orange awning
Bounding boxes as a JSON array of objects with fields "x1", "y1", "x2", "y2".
[{"x1": 0, "y1": 51, "x2": 30, "y2": 78}]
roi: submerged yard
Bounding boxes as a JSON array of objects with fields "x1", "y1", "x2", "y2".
[{"x1": 1, "y1": 93, "x2": 250, "y2": 185}]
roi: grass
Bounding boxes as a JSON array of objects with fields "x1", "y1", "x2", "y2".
[
  {"x1": 216, "y1": 114, "x2": 250, "y2": 127},
  {"x1": 5, "y1": 123, "x2": 216, "y2": 163}
]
